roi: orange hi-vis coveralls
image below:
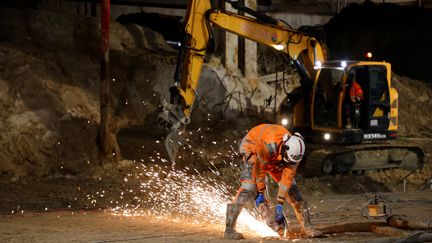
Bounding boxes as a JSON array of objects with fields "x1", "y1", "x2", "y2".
[
  {"x1": 233, "y1": 124, "x2": 303, "y2": 205},
  {"x1": 350, "y1": 80, "x2": 363, "y2": 102}
]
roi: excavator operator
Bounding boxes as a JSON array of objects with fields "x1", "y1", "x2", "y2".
[
  {"x1": 343, "y1": 73, "x2": 364, "y2": 128},
  {"x1": 224, "y1": 124, "x2": 320, "y2": 239},
  {"x1": 349, "y1": 78, "x2": 364, "y2": 128},
  {"x1": 350, "y1": 79, "x2": 364, "y2": 103}
]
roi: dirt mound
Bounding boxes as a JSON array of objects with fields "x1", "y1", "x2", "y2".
[
  {"x1": 393, "y1": 74, "x2": 432, "y2": 137},
  {"x1": 0, "y1": 6, "x2": 178, "y2": 181},
  {"x1": 0, "y1": 45, "x2": 99, "y2": 180},
  {"x1": 375, "y1": 73, "x2": 432, "y2": 189},
  {"x1": 324, "y1": 1, "x2": 432, "y2": 82}
]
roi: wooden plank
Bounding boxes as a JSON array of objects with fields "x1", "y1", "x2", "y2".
[
  {"x1": 317, "y1": 222, "x2": 378, "y2": 234},
  {"x1": 369, "y1": 224, "x2": 411, "y2": 237},
  {"x1": 388, "y1": 215, "x2": 432, "y2": 230}
]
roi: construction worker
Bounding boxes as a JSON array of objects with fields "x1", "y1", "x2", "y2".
[
  {"x1": 224, "y1": 124, "x2": 320, "y2": 239},
  {"x1": 350, "y1": 79, "x2": 363, "y2": 103},
  {"x1": 349, "y1": 79, "x2": 363, "y2": 128}
]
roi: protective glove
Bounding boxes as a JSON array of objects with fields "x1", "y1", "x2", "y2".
[
  {"x1": 255, "y1": 193, "x2": 265, "y2": 207},
  {"x1": 274, "y1": 204, "x2": 285, "y2": 225}
]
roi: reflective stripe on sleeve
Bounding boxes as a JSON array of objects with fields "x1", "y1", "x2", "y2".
[
  {"x1": 241, "y1": 182, "x2": 257, "y2": 191},
  {"x1": 265, "y1": 142, "x2": 278, "y2": 158}
]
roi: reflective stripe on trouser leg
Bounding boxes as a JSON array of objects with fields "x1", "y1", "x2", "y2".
[
  {"x1": 233, "y1": 188, "x2": 257, "y2": 204},
  {"x1": 233, "y1": 161, "x2": 257, "y2": 204},
  {"x1": 239, "y1": 160, "x2": 256, "y2": 191}
]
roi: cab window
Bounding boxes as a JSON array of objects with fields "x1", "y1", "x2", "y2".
[{"x1": 313, "y1": 68, "x2": 343, "y2": 128}]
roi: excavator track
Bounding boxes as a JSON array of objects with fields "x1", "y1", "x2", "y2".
[{"x1": 301, "y1": 142, "x2": 425, "y2": 177}]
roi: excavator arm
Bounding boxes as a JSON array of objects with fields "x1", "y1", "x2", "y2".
[{"x1": 158, "y1": 0, "x2": 328, "y2": 132}]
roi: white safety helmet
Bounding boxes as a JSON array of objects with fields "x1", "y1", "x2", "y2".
[{"x1": 282, "y1": 132, "x2": 305, "y2": 163}]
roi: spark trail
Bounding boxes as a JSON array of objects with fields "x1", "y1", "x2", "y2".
[{"x1": 110, "y1": 161, "x2": 278, "y2": 238}]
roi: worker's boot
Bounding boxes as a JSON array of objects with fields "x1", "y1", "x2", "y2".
[
  {"x1": 224, "y1": 203, "x2": 244, "y2": 239},
  {"x1": 293, "y1": 201, "x2": 323, "y2": 237}
]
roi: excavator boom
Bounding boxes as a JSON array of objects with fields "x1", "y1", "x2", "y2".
[{"x1": 159, "y1": 0, "x2": 326, "y2": 132}]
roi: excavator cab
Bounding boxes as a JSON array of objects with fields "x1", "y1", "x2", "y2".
[
  {"x1": 302, "y1": 61, "x2": 423, "y2": 175},
  {"x1": 310, "y1": 61, "x2": 395, "y2": 144}
]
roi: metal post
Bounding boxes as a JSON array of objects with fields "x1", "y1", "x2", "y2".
[
  {"x1": 274, "y1": 69, "x2": 278, "y2": 122},
  {"x1": 99, "y1": 0, "x2": 112, "y2": 159}
]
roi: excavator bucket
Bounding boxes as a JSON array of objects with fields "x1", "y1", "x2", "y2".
[
  {"x1": 164, "y1": 130, "x2": 187, "y2": 163},
  {"x1": 157, "y1": 100, "x2": 190, "y2": 163}
]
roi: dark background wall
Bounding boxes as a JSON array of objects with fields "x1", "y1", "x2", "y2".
[{"x1": 324, "y1": 1, "x2": 432, "y2": 81}]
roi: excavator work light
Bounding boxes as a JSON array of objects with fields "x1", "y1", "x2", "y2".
[
  {"x1": 314, "y1": 61, "x2": 322, "y2": 69},
  {"x1": 272, "y1": 44, "x2": 284, "y2": 50},
  {"x1": 324, "y1": 133, "x2": 331, "y2": 140},
  {"x1": 341, "y1": 61, "x2": 347, "y2": 68}
]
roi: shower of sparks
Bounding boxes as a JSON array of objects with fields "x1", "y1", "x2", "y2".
[{"x1": 108, "y1": 152, "x2": 279, "y2": 238}]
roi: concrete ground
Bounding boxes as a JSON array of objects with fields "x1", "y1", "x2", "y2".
[{"x1": 1, "y1": 191, "x2": 431, "y2": 242}]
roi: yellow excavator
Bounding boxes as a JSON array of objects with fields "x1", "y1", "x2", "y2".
[{"x1": 158, "y1": 0, "x2": 424, "y2": 175}]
